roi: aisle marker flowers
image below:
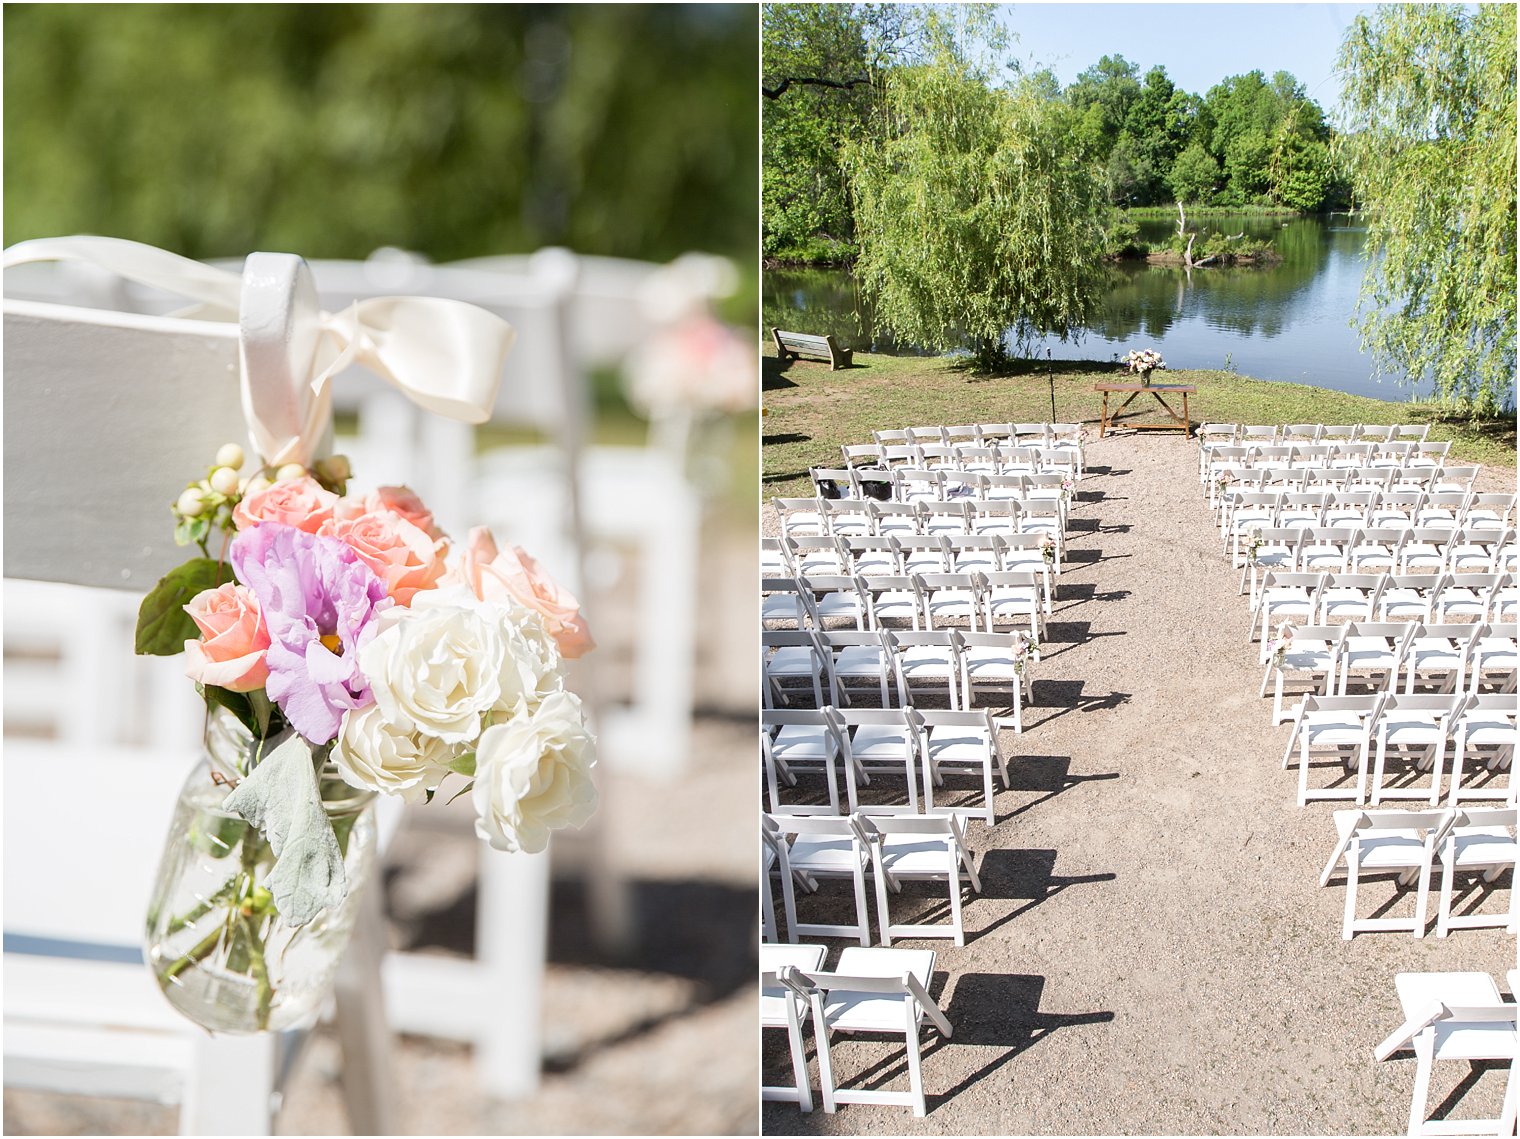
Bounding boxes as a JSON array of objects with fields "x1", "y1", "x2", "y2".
[{"x1": 137, "y1": 445, "x2": 597, "y2": 1023}]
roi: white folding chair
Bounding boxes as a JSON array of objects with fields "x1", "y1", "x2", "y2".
[
  {"x1": 1251, "y1": 572, "x2": 1324, "y2": 647},
  {"x1": 1401, "y1": 623, "x2": 1482, "y2": 695},
  {"x1": 765, "y1": 814, "x2": 875, "y2": 947},
  {"x1": 760, "y1": 944, "x2": 827, "y2": 1111},
  {"x1": 954, "y1": 630, "x2": 1037, "y2": 732},
  {"x1": 1433, "y1": 807, "x2": 1517, "y2": 936},
  {"x1": 918, "y1": 571, "x2": 982, "y2": 631},
  {"x1": 1338, "y1": 622, "x2": 1416, "y2": 694},
  {"x1": 763, "y1": 629, "x2": 827, "y2": 709},
  {"x1": 1447, "y1": 693, "x2": 1517, "y2": 805},
  {"x1": 1368, "y1": 693, "x2": 1463, "y2": 806},
  {"x1": 860, "y1": 814, "x2": 982, "y2": 947},
  {"x1": 908, "y1": 708, "x2": 1006, "y2": 825},
  {"x1": 802, "y1": 573, "x2": 869, "y2": 631},
  {"x1": 818, "y1": 630, "x2": 896, "y2": 708},
  {"x1": 1469, "y1": 623, "x2": 1518, "y2": 692},
  {"x1": 835, "y1": 707, "x2": 921, "y2": 816},
  {"x1": 1284, "y1": 692, "x2": 1385, "y2": 805},
  {"x1": 763, "y1": 707, "x2": 849, "y2": 816},
  {"x1": 794, "y1": 946, "x2": 952, "y2": 1118},
  {"x1": 1262, "y1": 623, "x2": 1347, "y2": 726},
  {"x1": 1319, "y1": 808, "x2": 1450, "y2": 938},
  {"x1": 1374, "y1": 971, "x2": 1518, "y2": 1137},
  {"x1": 860, "y1": 573, "x2": 925, "y2": 631},
  {"x1": 885, "y1": 630, "x2": 960, "y2": 710}
]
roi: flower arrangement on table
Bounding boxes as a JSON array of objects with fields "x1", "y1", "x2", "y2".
[
  {"x1": 138, "y1": 443, "x2": 596, "y2": 1030},
  {"x1": 1122, "y1": 349, "x2": 1167, "y2": 383}
]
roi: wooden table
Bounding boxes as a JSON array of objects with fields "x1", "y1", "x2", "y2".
[{"x1": 1095, "y1": 382, "x2": 1195, "y2": 437}]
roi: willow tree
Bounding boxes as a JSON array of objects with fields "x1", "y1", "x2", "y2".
[
  {"x1": 844, "y1": 50, "x2": 1111, "y2": 370},
  {"x1": 1336, "y1": 4, "x2": 1516, "y2": 416}
]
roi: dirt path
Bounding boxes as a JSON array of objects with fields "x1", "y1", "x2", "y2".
[{"x1": 763, "y1": 434, "x2": 1515, "y2": 1135}]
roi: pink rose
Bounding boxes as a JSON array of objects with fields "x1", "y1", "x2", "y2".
[
  {"x1": 183, "y1": 583, "x2": 271, "y2": 692},
  {"x1": 320, "y1": 510, "x2": 447, "y2": 607},
  {"x1": 334, "y1": 485, "x2": 440, "y2": 539},
  {"x1": 452, "y1": 527, "x2": 595, "y2": 659},
  {"x1": 233, "y1": 476, "x2": 337, "y2": 534}
]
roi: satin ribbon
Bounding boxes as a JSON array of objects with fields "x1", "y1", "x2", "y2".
[{"x1": 2, "y1": 235, "x2": 516, "y2": 467}]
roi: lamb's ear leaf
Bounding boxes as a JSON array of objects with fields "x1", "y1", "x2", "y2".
[{"x1": 222, "y1": 735, "x2": 345, "y2": 927}]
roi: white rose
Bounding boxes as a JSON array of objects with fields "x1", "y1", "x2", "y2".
[
  {"x1": 472, "y1": 690, "x2": 597, "y2": 854},
  {"x1": 335, "y1": 704, "x2": 459, "y2": 802},
  {"x1": 495, "y1": 605, "x2": 563, "y2": 715},
  {"x1": 359, "y1": 589, "x2": 505, "y2": 743}
]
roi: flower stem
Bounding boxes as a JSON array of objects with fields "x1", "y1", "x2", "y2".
[
  {"x1": 166, "y1": 877, "x2": 238, "y2": 935},
  {"x1": 160, "y1": 924, "x2": 225, "y2": 986},
  {"x1": 242, "y1": 913, "x2": 273, "y2": 1030}
]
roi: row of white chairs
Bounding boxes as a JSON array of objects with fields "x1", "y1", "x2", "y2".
[
  {"x1": 817, "y1": 460, "x2": 1077, "y2": 500},
  {"x1": 875, "y1": 421, "x2": 1083, "y2": 449},
  {"x1": 762, "y1": 706, "x2": 1008, "y2": 825},
  {"x1": 1374, "y1": 970, "x2": 1518, "y2": 1137},
  {"x1": 1204, "y1": 438, "x2": 1454, "y2": 477},
  {"x1": 1210, "y1": 466, "x2": 1482, "y2": 512},
  {"x1": 1198, "y1": 421, "x2": 1435, "y2": 448},
  {"x1": 834, "y1": 442, "x2": 1083, "y2": 479},
  {"x1": 1241, "y1": 528, "x2": 1516, "y2": 596},
  {"x1": 1251, "y1": 574, "x2": 1516, "y2": 644},
  {"x1": 1221, "y1": 488, "x2": 1512, "y2": 546},
  {"x1": 1319, "y1": 806, "x2": 1516, "y2": 938},
  {"x1": 1279, "y1": 690, "x2": 1515, "y2": 806},
  {"x1": 767, "y1": 533, "x2": 1058, "y2": 599},
  {"x1": 765, "y1": 571, "x2": 1047, "y2": 640},
  {"x1": 762, "y1": 813, "x2": 982, "y2": 949},
  {"x1": 763, "y1": 628, "x2": 1037, "y2": 732},
  {"x1": 775, "y1": 498, "x2": 1067, "y2": 566},
  {"x1": 762, "y1": 944, "x2": 952, "y2": 1118},
  {"x1": 1263, "y1": 621, "x2": 1517, "y2": 718}
]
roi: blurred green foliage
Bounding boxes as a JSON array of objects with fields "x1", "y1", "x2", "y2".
[{"x1": 4, "y1": 4, "x2": 757, "y2": 273}]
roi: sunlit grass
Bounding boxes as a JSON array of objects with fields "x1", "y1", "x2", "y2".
[{"x1": 761, "y1": 349, "x2": 1516, "y2": 500}]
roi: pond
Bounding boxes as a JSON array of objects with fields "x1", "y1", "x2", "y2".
[{"x1": 763, "y1": 212, "x2": 1425, "y2": 404}]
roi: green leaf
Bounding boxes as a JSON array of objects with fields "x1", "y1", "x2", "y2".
[
  {"x1": 135, "y1": 558, "x2": 229, "y2": 656},
  {"x1": 445, "y1": 779, "x2": 475, "y2": 806},
  {"x1": 447, "y1": 751, "x2": 477, "y2": 778},
  {"x1": 222, "y1": 735, "x2": 345, "y2": 927},
  {"x1": 200, "y1": 684, "x2": 258, "y2": 736}
]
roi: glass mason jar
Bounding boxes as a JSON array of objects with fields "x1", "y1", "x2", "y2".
[{"x1": 144, "y1": 706, "x2": 376, "y2": 1034}]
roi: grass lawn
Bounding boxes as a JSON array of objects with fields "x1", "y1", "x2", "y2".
[{"x1": 762, "y1": 349, "x2": 1517, "y2": 500}]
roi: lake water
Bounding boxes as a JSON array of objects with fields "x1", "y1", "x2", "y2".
[{"x1": 763, "y1": 212, "x2": 1427, "y2": 404}]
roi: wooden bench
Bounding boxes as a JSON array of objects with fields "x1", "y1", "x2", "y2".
[{"x1": 772, "y1": 326, "x2": 853, "y2": 370}]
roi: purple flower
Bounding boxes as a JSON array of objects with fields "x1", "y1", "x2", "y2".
[{"x1": 229, "y1": 523, "x2": 392, "y2": 744}]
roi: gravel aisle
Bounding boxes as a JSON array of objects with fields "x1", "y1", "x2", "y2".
[{"x1": 763, "y1": 434, "x2": 1515, "y2": 1136}]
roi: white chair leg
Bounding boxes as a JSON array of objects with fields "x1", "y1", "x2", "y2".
[
  {"x1": 331, "y1": 877, "x2": 398, "y2": 1136},
  {"x1": 904, "y1": 1014, "x2": 927, "y2": 1118},
  {"x1": 813, "y1": 998, "x2": 838, "y2": 1113},
  {"x1": 1343, "y1": 854, "x2": 1360, "y2": 939},
  {"x1": 182, "y1": 1033, "x2": 278, "y2": 1136},
  {"x1": 1407, "y1": 1039, "x2": 1435, "y2": 1137},
  {"x1": 475, "y1": 848, "x2": 549, "y2": 1099},
  {"x1": 787, "y1": 1003, "x2": 814, "y2": 1113}
]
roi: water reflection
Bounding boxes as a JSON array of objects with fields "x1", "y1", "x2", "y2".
[{"x1": 762, "y1": 213, "x2": 1431, "y2": 402}]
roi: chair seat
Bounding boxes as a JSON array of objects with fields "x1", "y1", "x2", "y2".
[
  {"x1": 924, "y1": 728, "x2": 990, "y2": 763},
  {"x1": 789, "y1": 835, "x2": 864, "y2": 873},
  {"x1": 879, "y1": 835, "x2": 959, "y2": 876},
  {"x1": 767, "y1": 647, "x2": 818, "y2": 677},
  {"x1": 900, "y1": 649, "x2": 954, "y2": 674},
  {"x1": 1350, "y1": 829, "x2": 1430, "y2": 868},
  {"x1": 772, "y1": 725, "x2": 835, "y2": 762},
  {"x1": 850, "y1": 725, "x2": 913, "y2": 760},
  {"x1": 821, "y1": 947, "x2": 937, "y2": 1032},
  {"x1": 1443, "y1": 830, "x2": 1519, "y2": 867},
  {"x1": 834, "y1": 647, "x2": 887, "y2": 675}
]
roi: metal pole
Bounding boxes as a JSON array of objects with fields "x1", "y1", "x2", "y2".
[{"x1": 1047, "y1": 348, "x2": 1056, "y2": 422}]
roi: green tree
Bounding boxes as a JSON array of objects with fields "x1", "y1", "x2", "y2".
[
  {"x1": 846, "y1": 52, "x2": 1110, "y2": 369},
  {"x1": 3, "y1": 5, "x2": 756, "y2": 266},
  {"x1": 1167, "y1": 143, "x2": 1220, "y2": 205},
  {"x1": 1336, "y1": 3, "x2": 1516, "y2": 415},
  {"x1": 1064, "y1": 54, "x2": 1141, "y2": 161}
]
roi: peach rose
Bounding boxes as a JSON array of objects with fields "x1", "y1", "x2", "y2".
[
  {"x1": 320, "y1": 509, "x2": 448, "y2": 607},
  {"x1": 183, "y1": 583, "x2": 271, "y2": 692},
  {"x1": 232, "y1": 476, "x2": 337, "y2": 534},
  {"x1": 334, "y1": 485, "x2": 440, "y2": 539},
  {"x1": 452, "y1": 527, "x2": 594, "y2": 659}
]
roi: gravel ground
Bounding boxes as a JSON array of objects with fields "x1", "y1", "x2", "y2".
[{"x1": 762, "y1": 430, "x2": 1517, "y2": 1136}]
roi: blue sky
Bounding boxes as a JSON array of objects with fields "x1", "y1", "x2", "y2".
[{"x1": 998, "y1": 3, "x2": 1380, "y2": 115}]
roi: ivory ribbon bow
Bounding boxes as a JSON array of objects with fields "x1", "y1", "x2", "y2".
[{"x1": 2, "y1": 235, "x2": 517, "y2": 467}]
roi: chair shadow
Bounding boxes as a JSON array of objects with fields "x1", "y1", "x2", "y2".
[
  {"x1": 970, "y1": 848, "x2": 1117, "y2": 937},
  {"x1": 928, "y1": 973, "x2": 1115, "y2": 1110},
  {"x1": 1428, "y1": 1060, "x2": 1517, "y2": 1125},
  {"x1": 1003, "y1": 754, "x2": 1121, "y2": 818},
  {"x1": 1025, "y1": 681, "x2": 1132, "y2": 728},
  {"x1": 1055, "y1": 583, "x2": 1132, "y2": 606},
  {"x1": 763, "y1": 357, "x2": 798, "y2": 390}
]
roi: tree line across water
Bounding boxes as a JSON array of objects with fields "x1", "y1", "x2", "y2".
[{"x1": 764, "y1": 4, "x2": 1341, "y2": 265}]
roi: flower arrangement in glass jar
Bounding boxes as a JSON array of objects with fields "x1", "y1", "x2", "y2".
[
  {"x1": 1122, "y1": 349, "x2": 1167, "y2": 383},
  {"x1": 138, "y1": 444, "x2": 596, "y2": 1031},
  {"x1": 1010, "y1": 630, "x2": 1040, "y2": 674},
  {"x1": 1266, "y1": 622, "x2": 1295, "y2": 668}
]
